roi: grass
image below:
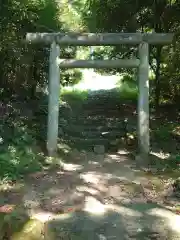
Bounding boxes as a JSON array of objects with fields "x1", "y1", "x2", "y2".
[
  {"x1": 61, "y1": 82, "x2": 138, "y2": 104},
  {"x1": 117, "y1": 84, "x2": 138, "y2": 100},
  {"x1": 61, "y1": 88, "x2": 89, "y2": 103}
]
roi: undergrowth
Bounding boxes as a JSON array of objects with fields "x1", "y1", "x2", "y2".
[
  {"x1": 0, "y1": 119, "x2": 44, "y2": 181},
  {"x1": 0, "y1": 84, "x2": 179, "y2": 181},
  {"x1": 61, "y1": 88, "x2": 88, "y2": 103}
]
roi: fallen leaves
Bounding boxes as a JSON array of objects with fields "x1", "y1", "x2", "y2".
[{"x1": 0, "y1": 204, "x2": 15, "y2": 213}]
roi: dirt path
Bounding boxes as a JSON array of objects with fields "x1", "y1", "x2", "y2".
[{"x1": 0, "y1": 150, "x2": 179, "y2": 239}]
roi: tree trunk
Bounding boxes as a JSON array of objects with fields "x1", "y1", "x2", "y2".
[
  {"x1": 31, "y1": 58, "x2": 38, "y2": 99},
  {"x1": 28, "y1": 53, "x2": 38, "y2": 100},
  {"x1": 154, "y1": 46, "x2": 162, "y2": 110},
  {"x1": 153, "y1": 0, "x2": 166, "y2": 111}
]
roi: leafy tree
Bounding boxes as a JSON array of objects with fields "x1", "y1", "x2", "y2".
[
  {"x1": 83, "y1": 0, "x2": 180, "y2": 108},
  {"x1": 0, "y1": 0, "x2": 83, "y2": 100}
]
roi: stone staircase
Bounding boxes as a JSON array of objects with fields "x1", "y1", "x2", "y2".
[{"x1": 58, "y1": 92, "x2": 137, "y2": 152}]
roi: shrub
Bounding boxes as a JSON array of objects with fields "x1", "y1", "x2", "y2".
[{"x1": 0, "y1": 121, "x2": 43, "y2": 180}]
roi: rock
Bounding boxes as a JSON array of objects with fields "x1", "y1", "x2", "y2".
[
  {"x1": 0, "y1": 206, "x2": 29, "y2": 240},
  {"x1": 173, "y1": 177, "x2": 180, "y2": 196},
  {"x1": 93, "y1": 145, "x2": 105, "y2": 154},
  {"x1": 11, "y1": 219, "x2": 45, "y2": 240},
  {"x1": 135, "y1": 154, "x2": 151, "y2": 169}
]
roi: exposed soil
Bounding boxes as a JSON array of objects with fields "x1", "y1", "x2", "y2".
[{"x1": 0, "y1": 150, "x2": 179, "y2": 240}]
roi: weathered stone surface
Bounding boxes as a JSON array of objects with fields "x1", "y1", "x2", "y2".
[
  {"x1": 11, "y1": 219, "x2": 45, "y2": 240},
  {"x1": 93, "y1": 145, "x2": 105, "y2": 154},
  {"x1": 173, "y1": 177, "x2": 180, "y2": 197}
]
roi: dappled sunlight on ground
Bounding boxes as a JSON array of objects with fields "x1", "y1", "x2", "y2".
[
  {"x1": 151, "y1": 150, "x2": 171, "y2": 159},
  {"x1": 147, "y1": 208, "x2": 180, "y2": 234},
  {"x1": 107, "y1": 204, "x2": 143, "y2": 218},
  {"x1": 0, "y1": 150, "x2": 179, "y2": 239},
  {"x1": 60, "y1": 162, "x2": 83, "y2": 171},
  {"x1": 83, "y1": 196, "x2": 107, "y2": 215},
  {"x1": 169, "y1": 215, "x2": 180, "y2": 233}
]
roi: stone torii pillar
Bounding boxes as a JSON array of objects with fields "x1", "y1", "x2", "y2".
[
  {"x1": 138, "y1": 42, "x2": 149, "y2": 157},
  {"x1": 47, "y1": 42, "x2": 60, "y2": 156}
]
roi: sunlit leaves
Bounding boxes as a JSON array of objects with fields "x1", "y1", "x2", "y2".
[{"x1": 58, "y1": 0, "x2": 86, "y2": 31}]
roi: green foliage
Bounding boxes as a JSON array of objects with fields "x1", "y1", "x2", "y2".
[
  {"x1": 61, "y1": 69, "x2": 83, "y2": 86},
  {"x1": 153, "y1": 125, "x2": 172, "y2": 141},
  {"x1": 58, "y1": 0, "x2": 86, "y2": 31},
  {"x1": 0, "y1": 120, "x2": 43, "y2": 180},
  {"x1": 84, "y1": 0, "x2": 180, "y2": 107},
  {"x1": 61, "y1": 89, "x2": 88, "y2": 103},
  {"x1": 117, "y1": 87, "x2": 138, "y2": 101},
  {"x1": 0, "y1": 145, "x2": 42, "y2": 180},
  {"x1": 0, "y1": 0, "x2": 85, "y2": 100},
  {"x1": 116, "y1": 74, "x2": 138, "y2": 100}
]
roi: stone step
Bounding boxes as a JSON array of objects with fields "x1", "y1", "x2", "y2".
[
  {"x1": 60, "y1": 123, "x2": 122, "y2": 132},
  {"x1": 61, "y1": 135, "x2": 110, "y2": 143},
  {"x1": 59, "y1": 116, "x2": 126, "y2": 127},
  {"x1": 60, "y1": 128, "x2": 125, "y2": 139},
  {"x1": 60, "y1": 136, "x2": 110, "y2": 151},
  {"x1": 80, "y1": 104, "x2": 136, "y2": 112},
  {"x1": 60, "y1": 131, "x2": 126, "y2": 143}
]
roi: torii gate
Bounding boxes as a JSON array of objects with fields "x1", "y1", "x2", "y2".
[{"x1": 26, "y1": 32, "x2": 173, "y2": 159}]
